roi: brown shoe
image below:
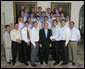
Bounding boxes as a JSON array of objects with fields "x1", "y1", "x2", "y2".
[{"x1": 72, "y1": 62, "x2": 75, "y2": 66}]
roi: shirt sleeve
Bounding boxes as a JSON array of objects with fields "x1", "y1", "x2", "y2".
[
  {"x1": 65, "y1": 28, "x2": 70, "y2": 45},
  {"x1": 29, "y1": 30, "x2": 36, "y2": 46},
  {"x1": 48, "y1": 22, "x2": 51, "y2": 29},
  {"x1": 19, "y1": 31, "x2": 22, "y2": 40},
  {"x1": 77, "y1": 29, "x2": 81, "y2": 41},
  {"x1": 18, "y1": 23, "x2": 21, "y2": 30}
]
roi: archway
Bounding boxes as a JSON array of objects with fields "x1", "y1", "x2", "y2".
[{"x1": 79, "y1": 4, "x2": 84, "y2": 35}]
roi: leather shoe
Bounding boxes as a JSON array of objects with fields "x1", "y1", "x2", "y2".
[
  {"x1": 53, "y1": 62, "x2": 59, "y2": 65},
  {"x1": 45, "y1": 61, "x2": 48, "y2": 64},
  {"x1": 31, "y1": 64, "x2": 36, "y2": 66},
  {"x1": 12, "y1": 62, "x2": 15, "y2": 65},
  {"x1": 40, "y1": 62, "x2": 43, "y2": 65},
  {"x1": 7, "y1": 62, "x2": 11, "y2": 64},
  {"x1": 24, "y1": 62, "x2": 29, "y2": 65},
  {"x1": 69, "y1": 60, "x2": 72, "y2": 62},
  {"x1": 19, "y1": 60, "x2": 24, "y2": 63},
  {"x1": 61, "y1": 62, "x2": 68, "y2": 65},
  {"x1": 72, "y1": 62, "x2": 75, "y2": 66}
]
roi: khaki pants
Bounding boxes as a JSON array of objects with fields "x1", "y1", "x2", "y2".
[{"x1": 68, "y1": 41, "x2": 78, "y2": 63}]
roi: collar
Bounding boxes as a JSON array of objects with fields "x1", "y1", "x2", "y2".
[
  {"x1": 24, "y1": 27, "x2": 28, "y2": 30},
  {"x1": 44, "y1": 28, "x2": 48, "y2": 30},
  {"x1": 70, "y1": 27, "x2": 75, "y2": 30},
  {"x1": 33, "y1": 27, "x2": 37, "y2": 30}
]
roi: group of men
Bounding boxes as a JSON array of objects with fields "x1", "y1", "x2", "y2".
[{"x1": 3, "y1": 6, "x2": 81, "y2": 67}]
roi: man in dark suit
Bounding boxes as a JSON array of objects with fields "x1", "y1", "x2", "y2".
[{"x1": 39, "y1": 22, "x2": 52, "y2": 65}]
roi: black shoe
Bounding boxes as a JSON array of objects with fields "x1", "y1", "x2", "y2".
[
  {"x1": 61, "y1": 62, "x2": 68, "y2": 65},
  {"x1": 36, "y1": 59, "x2": 39, "y2": 62},
  {"x1": 53, "y1": 62, "x2": 59, "y2": 65},
  {"x1": 31, "y1": 64, "x2": 36, "y2": 67},
  {"x1": 40, "y1": 62, "x2": 43, "y2": 65},
  {"x1": 24, "y1": 62, "x2": 29, "y2": 65},
  {"x1": 72, "y1": 62, "x2": 75, "y2": 66},
  {"x1": 68, "y1": 60, "x2": 72, "y2": 63},
  {"x1": 7, "y1": 62, "x2": 11, "y2": 64},
  {"x1": 10, "y1": 60, "x2": 12, "y2": 62},
  {"x1": 19, "y1": 60, "x2": 24, "y2": 63},
  {"x1": 12, "y1": 62, "x2": 15, "y2": 65},
  {"x1": 45, "y1": 61, "x2": 48, "y2": 64}
]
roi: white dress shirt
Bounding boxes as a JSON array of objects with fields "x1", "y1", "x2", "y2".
[
  {"x1": 47, "y1": 21, "x2": 51, "y2": 29},
  {"x1": 37, "y1": 21, "x2": 42, "y2": 30},
  {"x1": 66, "y1": 21, "x2": 70, "y2": 27},
  {"x1": 18, "y1": 22, "x2": 24, "y2": 30},
  {"x1": 21, "y1": 27, "x2": 30, "y2": 43},
  {"x1": 43, "y1": 21, "x2": 51, "y2": 29},
  {"x1": 61, "y1": 26, "x2": 70, "y2": 45},
  {"x1": 30, "y1": 27, "x2": 39, "y2": 46},
  {"x1": 31, "y1": 18, "x2": 35, "y2": 24},
  {"x1": 52, "y1": 25, "x2": 62, "y2": 41},
  {"x1": 70, "y1": 27, "x2": 81, "y2": 41},
  {"x1": 49, "y1": 17, "x2": 55, "y2": 26},
  {"x1": 24, "y1": 17, "x2": 27, "y2": 22}
]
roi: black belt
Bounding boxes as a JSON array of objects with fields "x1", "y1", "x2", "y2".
[
  {"x1": 35, "y1": 41, "x2": 39, "y2": 43},
  {"x1": 69, "y1": 40, "x2": 77, "y2": 42}
]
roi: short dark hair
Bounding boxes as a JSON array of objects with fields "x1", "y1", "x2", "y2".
[
  {"x1": 5, "y1": 25, "x2": 10, "y2": 29},
  {"x1": 60, "y1": 12, "x2": 64, "y2": 15},
  {"x1": 53, "y1": 19, "x2": 58, "y2": 23},
  {"x1": 27, "y1": 17, "x2": 31, "y2": 19},
  {"x1": 14, "y1": 23, "x2": 18, "y2": 26},
  {"x1": 42, "y1": 11, "x2": 46, "y2": 14},
  {"x1": 44, "y1": 16, "x2": 48, "y2": 19},
  {"x1": 66, "y1": 15, "x2": 70, "y2": 18},
  {"x1": 47, "y1": 8, "x2": 50, "y2": 10},
  {"x1": 70, "y1": 21, "x2": 75, "y2": 25},
  {"x1": 61, "y1": 19, "x2": 66, "y2": 22},
  {"x1": 33, "y1": 21, "x2": 37, "y2": 24},
  {"x1": 50, "y1": 12, "x2": 54, "y2": 15},
  {"x1": 38, "y1": 6, "x2": 42, "y2": 9},
  {"x1": 56, "y1": 16, "x2": 60, "y2": 18},
  {"x1": 36, "y1": 15, "x2": 40, "y2": 18},
  {"x1": 31, "y1": 7, "x2": 35, "y2": 10},
  {"x1": 25, "y1": 21, "x2": 29, "y2": 24}
]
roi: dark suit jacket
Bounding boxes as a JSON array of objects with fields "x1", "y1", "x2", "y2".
[{"x1": 39, "y1": 28, "x2": 52, "y2": 46}]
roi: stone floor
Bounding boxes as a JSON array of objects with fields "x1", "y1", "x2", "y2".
[{"x1": 1, "y1": 36, "x2": 84, "y2": 68}]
